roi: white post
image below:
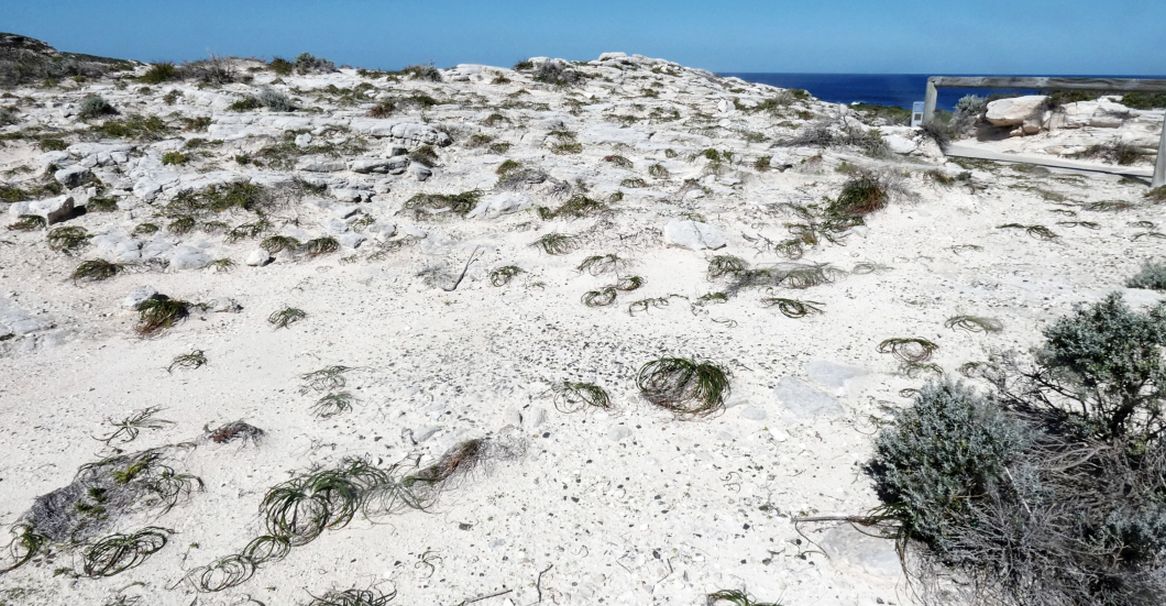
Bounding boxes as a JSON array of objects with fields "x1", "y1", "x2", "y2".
[
  {"x1": 1154, "y1": 116, "x2": 1166, "y2": 188},
  {"x1": 922, "y1": 79, "x2": 938, "y2": 126}
]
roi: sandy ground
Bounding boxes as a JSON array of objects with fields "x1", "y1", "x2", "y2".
[{"x1": 1, "y1": 51, "x2": 1163, "y2": 606}]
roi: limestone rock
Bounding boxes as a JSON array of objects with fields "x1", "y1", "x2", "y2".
[
  {"x1": 122, "y1": 286, "x2": 158, "y2": 310},
  {"x1": 772, "y1": 377, "x2": 844, "y2": 421},
  {"x1": 467, "y1": 192, "x2": 533, "y2": 219},
  {"x1": 245, "y1": 249, "x2": 272, "y2": 266},
  {"x1": 53, "y1": 165, "x2": 92, "y2": 188},
  {"x1": 662, "y1": 219, "x2": 727, "y2": 251},
  {"x1": 985, "y1": 95, "x2": 1047, "y2": 128}
]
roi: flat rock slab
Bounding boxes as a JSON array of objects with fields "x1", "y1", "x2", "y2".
[
  {"x1": 662, "y1": 219, "x2": 727, "y2": 250},
  {"x1": 772, "y1": 377, "x2": 844, "y2": 421}
]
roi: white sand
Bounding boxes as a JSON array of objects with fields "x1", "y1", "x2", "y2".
[{"x1": 0, "y1": 52, "x2": 1162, "y2": 605}]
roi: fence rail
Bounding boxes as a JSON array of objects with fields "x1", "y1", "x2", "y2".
[{"x1": 920, "y1": 76, "x2": 1166, "y2": 187}]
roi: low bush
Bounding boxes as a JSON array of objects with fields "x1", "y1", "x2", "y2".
[
  {"x1": 866, "y1": 293, "x2": 1166, "y2": 604},
  {"x1": 78, "y1": 95, "x2": 117, "y2": 120},
  {"x1": 1128, "y1": 261, "x2": 1166, "y2": 291}
]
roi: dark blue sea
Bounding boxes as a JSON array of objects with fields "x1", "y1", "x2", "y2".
[{"x1": 721, "y1": 73, "x2": 1137, "y2": 111}]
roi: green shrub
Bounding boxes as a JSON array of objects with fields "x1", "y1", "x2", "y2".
[
  {"x1": 93, "y1": 114, "x2": 170, "y2": 140},
  {"x1": 1120, "y1": 92, "x2": 1166, "y2": 110},
  {"x1": 826, "y1": 175, "x2": 888, "y2": 222},
  {"x1": 269, "y1": 57, "x2": 293, "y2": 76},
  {"x1": 532, "y1": 60, "x2": 582, "y2": 86},
  {"x1": 293, "y1": 52, "x2": 335, "y2": 74},
  {"x1": 1128, "y1": 261, "x2": 1166, "y2": 291},
  {"x1": 161, "y1": 151, "x2": 188, "y2": 166},
  {"x1": 867, "y1": 294, "x2": 1166, "y2": 604},
  {"x1": 78, "y1": 94, "x2": 117, "y2": 120},
  {"x1": 139, "y1": 62, "x2": 181, "y2": 84},
  {"x1": 1029, "y1": 293, "x2": 1166, "y2": 440},
  {"x1": 866, "y1": 381, "x2": 1028, "y2": 553}
]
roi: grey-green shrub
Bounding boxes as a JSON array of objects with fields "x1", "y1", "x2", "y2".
[
  {"x1": 257, "y1": 88, "x2": 297, "y2": 112},
  {"x1": 867, "y1": 293, "x2": 1166, "y2": 605},
  {"x1": 1127, "y1": 260, "x2": 1166, "y2": 291},
  {"x1": 865, "y1": 381, "x2": 1028, "y2": 555},
  {"x1": 78, "y1": 94, "x2": 117, "y2": 120}
]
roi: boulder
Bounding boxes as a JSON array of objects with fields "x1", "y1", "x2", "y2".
[
  {"x1": 410, "y1": 163, "x2": 433, "y2": 181},
  {"x1": 53, "y1": 165, "x2": 92, "y2": 188},
  {"x1": 985, "y1": 95, "x2": 1047, "y2": 131},
  {"x1": 884, "y1": 134, "x2": 917, "y2": 155},
  {"x1": 297, "y1": 157, "x2": 346, "y2": 172},
  {"x1": 25, "y1": 195, "x2": 75, "y2": 224},
  {"x1": 467, "y1": 192, "x2": 533, "y2": 219},
  {"x1": 167, "y1": 247, "x2": 213, "y2": 271},
  {"x1": 245, "y1": 249, "x2": 272, "y2": 267},
  {"x1": 350, "y1": 156, "x2": 408, "y2": 175},
  {"x1": 662, "y1": 219, "x2": 727, "y2": 251}
]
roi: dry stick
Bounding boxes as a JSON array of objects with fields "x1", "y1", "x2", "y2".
[
  {"x1": 533, "y1": 564, "x2": 554, "y2": 604},
  {"x1": 443, "y1": 246, "x2": 484, "y2": 292},
  {"x1": 454, "y1": 588, "x2": 512, "y2": 606}
]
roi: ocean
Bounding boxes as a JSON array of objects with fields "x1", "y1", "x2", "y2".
[{"x1": 722, "y1": 73, "x2": 1048, "y2": 111}]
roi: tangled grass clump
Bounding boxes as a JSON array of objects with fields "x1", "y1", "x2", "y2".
[
  {"x1": 269, "y1": 306, "x2": 306, "y2": 329},
  {"x1": 826, "y1": 174, "x2": 888, "y2": 222},
  {"x1": 489, "y1": 265, "x2": 524, "y2": 287},
  {"x1": 578, "y1": 254, "x2": 625, "y2": 276},
  {"x1": 552, "y1": 381, "x2": 612, "y2": 413},
  {"x1": 877, "y1": 337, "x2": 939, "y2": 363},
  {"x1": 306, "y1": 588, "x2": 397, "y2": 606},
  {"x1": 628, "y1": 296, "x2": 676, "y2": 316},
  {"x1": 81, "y1": 527, "x2": 170, "y2": 577},
  {"x1": 303, "y1": 236, "x2": 339, "y2": 257},
  {"x1": 531, "y1": 232, "x2": 578, "y2": 255},
  {"x1": 1, "y1": 524, "x2": 46, "y2": 574},
  {"x1": 72, "y1": 259, "x2": 124, "y2": 283},
  {"x1": 761, "y1": 296, "x2": 823, "y2": 318},
  {"x1": 167, "y1": 350, "x2": 207, "y2": 373},
  {"x1": 997, "y1": 223, "x2": 1059, "y2": 241},
  {"x1": 580, "y1": 287, "x2": 616, "y2": 308},
  {"x1": 261, "y1": 235, "x2": 301, "y2": 254},
  {"x1": 9, "y1": 214, "x2": 46, "y2": 231},
  {"x1": 707, "y1": 255, "x2": 748, "y2": 279},
  {"x1": 404, "y1": 190, "x2": 481, "y2": 219},
  {"x1": 313, "y1": 392, "x2": 357, "y2": 418},
  {"x1": 945, "y1": 315, "x2": 1003, "y2": 333},
  {"x1": 46, "y1": 226, "x2": 90, "y2": 254},
  {"x1": 637, "y1": 357, "x2": 731, "y2": 418},
  {"x1": 538, "y1": 194, "x2": 609, "y2": 219},
  {"x1": 301, "y1": 365, "x2": 352, "y2": 393},
  {"x1": 135, "y1": 296, "x2": 190, "y2": 336},
  {"x1": 707, "y1": 589, "x2": 781, "y2": 606}
]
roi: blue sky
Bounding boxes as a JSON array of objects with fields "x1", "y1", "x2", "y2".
[{"x1": 6, "y1": 0, "x2": 1165, "y2": 74}]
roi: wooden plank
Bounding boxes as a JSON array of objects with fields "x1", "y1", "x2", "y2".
[
  {"x1": 945, "y1": 143, "x2": 1155, "y2": 179},
  {"x1": 928, "y1": 76, "x2": 1166, "y2": 93},
  {"x1": 923, "y1": 80, "x2": 938, "y2": 124}
]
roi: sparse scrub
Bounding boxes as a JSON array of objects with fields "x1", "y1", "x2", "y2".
[
  {"x1": 93, "y1": 114, "x2": 171, "y2": 140},
  {"x1": 827, "y1": 175, "x2": 888, "y2": 223},
  {"x1": 269, "y1": 306, "x2": 306, "y2": 329},
  {"x1": 161, "y1": 151, "x2": 188, "y2": 165},
  {"x1": 637, "y1": 357, "x2": 731, "y2": 418},
  {"x1": 139, "y1": 62, "x2": 180, "y2": 83}
]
